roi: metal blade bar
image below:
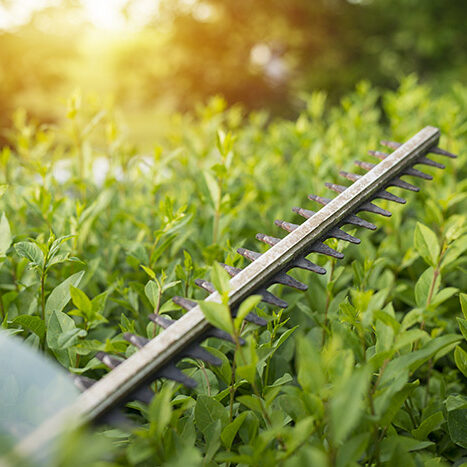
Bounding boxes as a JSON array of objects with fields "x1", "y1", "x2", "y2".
[{"x1": 16, "y1": 125, "x2": 440, "y2": 457}]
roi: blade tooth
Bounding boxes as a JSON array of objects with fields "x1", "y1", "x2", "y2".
[
  {"x1": 123, "y1": 332, "x2": 149, "y2": 349},
  {"x1": 236, "y1": 308, "x2": 268, "y2": 325},
  {"x1": 96, "y1": 352, "x2": 155, "y2": 404},
  {"x1": 96, "y1": 351, "x2": 123, "y2": 370},
  {"x1": 194, "y1": 278, "x2": 215, "y2": 294},
  {"x1": 381, "y1": 140, "x2": 457, "y2": 159},
  {"x1": 368, "y1": 150, "x2": 389, "y2": 160},
  {"x1": 380, "y1": 140, "x2": 401, "y2": 150},
  {"x1": 149, "y1": 314, "x2": 175, "y2": 328},
  {"x1": 237, "y1": 247, "x2": 262, "y2": 261},
  {"x1": 388, "y1": 177, "x2": 420, "y2": 192},
  {"x1": 360, "y1": 201, "x2": 392, "y2": 217},
  {"x1": 416, "y1": 156, "x2": 445, "y2": 169},
  {"x1": 355, "y1": 160, "x2": 376, "y2": 171},
  {"x1": 343, "y1": 214, "x2": 377, "y2": 230},
  {"x1": 194, "y1": 276, "x2": 266, "y2": 324},
  {"x1": 150, "y1": 312, "x2": 240, "y2": 344},
  {"x1": 375, "y1": 190, "x2": 406, "y2": 204},
  {"x1": 219, "y1": 263, "x2": 243, "y2": 276},
  {"x1": 96, "y1": 409, "x2": 130, "y2": 427},
  {"x1": 325, "y1": 182, "x2": 347, "y2": 194},
  {"x1": 256, "y1": 233, "x2": 281, "y2": 246},
  {"x1": 259, "y1": 289, "x2": 288, "y2": 308},
  {"x1": 183, "y1": 344, "x2": 222, "y2": 366},
  {"x1": 173, "y1": 296, "x2": 197, "y2": 310},
  {"x1": 131, "y1": 386, "x2": 155, "y2": 405},
  {"x1": 328, "y1": 227, "x2": 361, "y2": 244},
  {"x1": 403, "y1": 167, "x2": 433, "y2": 180},
  {"x1": 273, "y1": 271, "x2": 308, "y2": 291},
  {"x1": 429, "y1": 146, "x2": 457, "y2": 158},
  {"x1": 157, "y1": 363, "x2": 197, "y2": 388},
  {"x1": 310, "y1": 242, "x2": 344, "y2": 259},
  {"x1": 308, "y1": 194, "x2": 331, "y2": 206},
  {"x1": 274, "y1": 219, "x2": 299, "y2": 232},
  {"x1": 292, "y1": 257, "x2": 327, "y2": 275},
  {"x1": 292, "y1": 206, "x2": 316, "y2": 218},
  {"x1": 73, "y1": 375, "x2": 95, "y2": 392},
  {"x1": 338, "y1": 171, "x2": 361, "y2": 182}
]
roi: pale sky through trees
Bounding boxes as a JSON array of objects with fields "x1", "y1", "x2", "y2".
[{"x1": 0, "y1": 0, "x2": 159, "y2": 31}]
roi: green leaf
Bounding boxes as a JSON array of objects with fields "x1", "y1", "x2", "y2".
[
  {"x1": 144, "y1": 280, "x2": 160, "y2": 309},
  {"x1": 414, "y1": 222, "x2": 440, "y2": 267},
  {"x1": 330, "y1": 367, "x2": 370, "y2": 444},
  {"x1": 211, "y1": 262, "x2": 231, "y2": 295},
  {"x1": 204, "y1": 171, "x2": 221, "y2": 210},
  {"x1": 194, "y1": 395, "x2": 228, "y2": 435},
  {"x1": 12, "y1": 315, "x2": 45, "y2": 340},
  {"x1": 70, "y1": 286, "x2": 92, "y2": 313},
  {"x1": 454, "y1": 346, "x2": 467, "y2": 377},
  {"x1": 199, "y1": 300, "x2": 232, "y2": 334},
  {"x1": 234, "y1": 295, "x2": 261, "y2": 331},
  {"x1": 57, "y1": 328, "x2": 87, "y2": 349},
  {"x1": 381, "y1": 334, "x2": 462, "y2": 385},
  {"x1": 221, "y1": 411, "x2": 248, "y2": 449},
  {"x1": 414, "y1": 267, "x2": 438, "y2": 307},
  {"x1": 45, "y1": 271, "x2": 85, "y2": 321},
  {"x1": 0, "y1": 213, "x2": 12, "y2": 256},
  {"x1": 460, "y1": 293, "x2": 467, "y2": 319},
  {"x1": 457, "y1": 318, "x2": 467, "y2": 341},
  {"x1": 411, "y1": 411, "x2": 444, "y2": 440},
  {"x1": 445, "y1": 394, "x2": 467, "y2": 448},
  {"x1": 47, "y1": 310, "x2": 76, "y2": 349},
  {"x1": 140, "y1": 265, "x2": 156, "y2": 280},
  {"x1": 14, "y1": 241, "x2": 44, "y2": 269},
  {"x1": 149, "y1": 385, "x2": 172, "y2": 439},
  {"x1": 236, "y1": 395, "x2": 263, "y2": 414}
]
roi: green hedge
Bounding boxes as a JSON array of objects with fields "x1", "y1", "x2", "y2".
[{"x1": 1, "y1": 77, "x2": 466, "y2": 466}]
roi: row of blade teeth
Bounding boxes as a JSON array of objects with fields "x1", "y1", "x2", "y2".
[{"x1": 72, "y1": 138, "x2": 456, "y2": 419}]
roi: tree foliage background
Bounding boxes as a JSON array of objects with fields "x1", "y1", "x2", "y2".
[{"x1": 1, "y1": 0, "x2": 466, "y2": 141}]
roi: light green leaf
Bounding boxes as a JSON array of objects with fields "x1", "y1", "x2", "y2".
[
  {"x1": 14, "y1": 241, "x2": 44, "y2": 269},
  {"x1": 0, "y1": 213, "x2": 12, "y2": 256},
  {"x1": 45, "y1": 271, "x2": 85, "y2": 322},
  {"x1": 145, "y1": 280, "x2": 160, "y2": 309},
  {"x1": 70, "y1": 285, "x2": 92, "y2": 313},
  {"x1": 211, "y1": 262, "x2": 231, "y2": 294},
  {"x1": 149, "y1": 385, "x2": 173, "y2": 439},
  {"x1": 460, "y1": 293, "x2": 467, "y2": 319},
  {"x1": 454, "y1": 346, "x2": 467, "y2": 377},
  {"x1": 199, "y1": 300, "x2": 232, "y2": 334},
  {"x1": 234, "y1": 295, "x2": 261, "y2": 331},
  {"x1": 414, "y1": 222, "x2": 440, "y2": 267},
  {"x1": 140, "y1": 265, "x2": 156, "y2": 280},
  {"x1": 431, "y1": 287, "x2": 458, "y2": 307},
  {"x1": 330, "y1": 366, "x2": 370, "y2": 444},
  {"x1": 457, "y1": 317, "x2": 467, "y2": 341},
  {"x1": 204, "y1": 171, "x2": 221, "y2": 210},
  {"x1": 414, "y1": 267, "x2": 438, "y2": 307}
]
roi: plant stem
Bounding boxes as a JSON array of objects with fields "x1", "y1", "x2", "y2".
[
  {"x1": 322, "y1": 259, "x2": 335, "y2": 346},
  {"x1": 40, "y1": 272, "x2": 46, "y2": 322}
]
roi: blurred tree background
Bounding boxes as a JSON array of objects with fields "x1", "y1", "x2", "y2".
[{"x1": 1, "y1": 0, "x2": 466, "y2": 146}]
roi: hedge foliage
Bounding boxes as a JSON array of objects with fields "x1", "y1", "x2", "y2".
[{"x1": 1, "y1": 77, "x2": 466, "y2": 466}]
